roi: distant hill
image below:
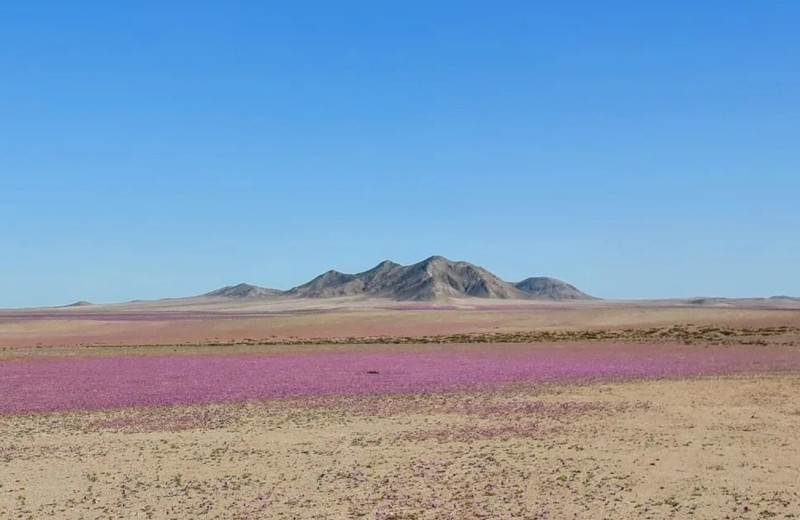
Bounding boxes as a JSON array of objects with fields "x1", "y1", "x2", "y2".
[
  {"x1": 62, "y1": 300, "x2": 94, "y2": 307},
  {"x1": 288, "y1": 256, "x2": 524, "y2": 300},
  {"x1": 285, "y1": 256, "x2": 593, "y2": 301},
  {"x1": 514, "y1": 277, "x2": 593, "y2": 300},
  {"x1": 770, "y1": 295, "x2": 800, "y2": 301},
  {"x1": 203, "y1": 256, "x2": 593, "y2": 301},
  {"x1": 205, "y1": 283, "x2": 284, "y2": 298}
]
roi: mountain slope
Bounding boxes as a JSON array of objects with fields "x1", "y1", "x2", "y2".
[
  {"x1": 289, "y1": 256, "x2": 586, "y2": 301},
  {"x1": 205, "y1": 283, "x2": 285, "y2": 298},
  {"x1": 514, "y1": 277, "x2": 592, "y2": 300},
  {"x1": 203, "y1": 256, "x2": 593, "y2": 301}
]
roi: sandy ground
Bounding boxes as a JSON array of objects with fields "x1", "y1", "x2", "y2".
[
  {"x1": 3, "y1": 302, "x2": 799, "y2": 518},
  {"x1": 2, "y1": 374, "x2": 799, "y2": 519},
  {"x1": 3, "y1": 303, "x2": 800, "y2": 348}
]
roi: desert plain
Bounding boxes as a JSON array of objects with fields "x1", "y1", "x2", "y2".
[{"x1": 2, "y1": 297, "x2": 800, "y2": 519}]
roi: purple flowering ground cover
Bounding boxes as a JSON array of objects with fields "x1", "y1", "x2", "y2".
[{"x1": 2, "y1": 342, "x2": 799, "y2": 414}]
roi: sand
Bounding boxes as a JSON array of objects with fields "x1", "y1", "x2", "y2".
[
  {"x1": 3, "y1": 302, "x2": 800, "y2": 348},
  {"x1": 1, "y1": 374, "x2": 798, "y2": 519},
  {"x1": 2, "y1": 301, "x2": 800, "y2": 518}
]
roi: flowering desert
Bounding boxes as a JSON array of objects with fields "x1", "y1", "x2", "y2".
[{"x1": 2, "y1": 308, "x2": 800, "y2": 519}]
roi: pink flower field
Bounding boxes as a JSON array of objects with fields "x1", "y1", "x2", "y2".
[{"x1": 2, "y1": 342, "x2": 799, "y2": 414}]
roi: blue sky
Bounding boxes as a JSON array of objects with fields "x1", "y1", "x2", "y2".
[{"x1": 2, "y1": 1, "x2": 799, "y2": 306}]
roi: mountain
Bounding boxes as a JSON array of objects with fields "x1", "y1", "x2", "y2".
[
  {"x1": 514, "y1": 277, "x2": 592, "y2": 300},
  {"x1": 202, "y1": 256, "x2": 593, "y2": 301},
  {"x1": 62, "y1": 300, "x2": 94, "y2": 307},
  {"x1": 205, "y1": 283, "x2": 285, "y2": 298},
  {"x1": 287, "y1": 255, "x2": 521, "y2": 300},
  {"x1": 288, "y1": 255, "x2": 590, "y2": 301}
]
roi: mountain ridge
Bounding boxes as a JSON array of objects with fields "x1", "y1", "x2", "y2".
[
  {"x1": 205, "y1": 283, "x2": 285, "y2": 298},
  {"x1": 204, "y1": 256, "x2": 593, "y2": 301},
  {"x1": 514, "y1": 277, "x2": 593, "y2": 300}
]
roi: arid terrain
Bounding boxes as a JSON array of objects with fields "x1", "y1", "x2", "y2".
[
  {"x1": 2, "y1": 283, "x2": 800, "y2": 519},
  {"x1": 6, "y1": 0, "x2": 798, "y2": 514},
  {"x1": 3, "y1": 297, "x2": 800, "y2": 349},
  {"x1": 3, "y1": 372, "x2": 799, "y2": 520}
]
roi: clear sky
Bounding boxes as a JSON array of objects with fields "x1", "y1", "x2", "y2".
[{"x1": 2, "y1": 1, "x2": 799, "y2": 307}]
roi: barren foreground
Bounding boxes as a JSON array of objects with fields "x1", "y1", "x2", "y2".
[
  {"x1": 2, "y1": 374, "x2": 799, "y2": 519},
  {"x1": 3, "y1": 301, "x2": 800, "y2": 348},
  {"x1": 2, "y1": 304, "x2": 800, "y2": 519}
]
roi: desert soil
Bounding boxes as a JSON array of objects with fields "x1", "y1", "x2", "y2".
[
  {"x1": 2, "y1": 305, "x2": 799, "y2": 519},
  {"x1": 3, "y1": 305, "x2": 800, "y2": 348},
  {"x1": 1, "y1": 374, "x2": 799, "y2": 519}
]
